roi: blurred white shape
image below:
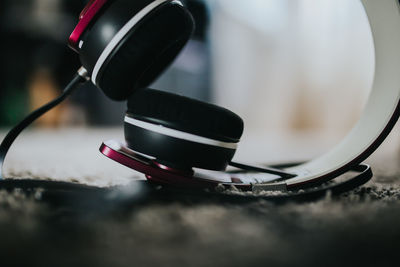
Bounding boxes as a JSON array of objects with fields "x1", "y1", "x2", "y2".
[
  {"x1": 218, "y1": 0, "x2": 289, "y2": 34},
  {"x1": 210, "y1": 0, "x2": 374, "y2": 139}
]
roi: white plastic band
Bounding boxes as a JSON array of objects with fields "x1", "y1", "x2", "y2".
[
  {"x1": 91, "y1": 0, "x2": 180, "y2": 84},
  {"x1": 125, "y1": 116, "x2": 238, "y2": 149},
  {"x1": 280, "y1": 0, "x2": 400, "y2": 187}
]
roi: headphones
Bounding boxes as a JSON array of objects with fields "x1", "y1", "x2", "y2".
[
  {"x1": 70, "y1": 0, "x2": 400, "y2": 191},
  {"x1": 69, "y1": 0, "x2": 244, "y2": 172},
  {"x1": 0, "y1": 0, "x2": 398, "y2": 196}
]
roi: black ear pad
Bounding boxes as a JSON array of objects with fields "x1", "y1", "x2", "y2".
[
  {"x1": 127, "y1": 89, "x2": 244, "y2": 142},
  {"x1": 80, "y1": 0, "x2": 195, "y2": 101},
  {"x1": 124, "y1": 89, "x2": 244, "y2": 171}
]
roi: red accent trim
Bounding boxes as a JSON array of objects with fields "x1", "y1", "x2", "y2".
[
  {"x1": 69, "y1": 0, "x2": 109, "y2": 52},
  {"x1": 150, "y1": 160, "x2": 194, "y2": 176},
  {"x1": 80, "y1": 0, "x2": 97, "y2": 19},
  {"x1": 99, "y1": 143, "x2": 251, "y2": 190}
]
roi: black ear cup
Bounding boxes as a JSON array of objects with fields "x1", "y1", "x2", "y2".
[
  {"x1": 127, "y1": 89, "x2": 244, "y2": 141},
  {"x1": 79, "y1": 0, "x2": 194, "y2": 100},
  {"x1": 99, "y1": 3, "x2": 194, "y2": 100},
  {"x1": 76, "y1": 1, "x2": 243, "y2": 171},
  {"x1": 124, "y1": 89, "x2": 244, "y2": 171}
]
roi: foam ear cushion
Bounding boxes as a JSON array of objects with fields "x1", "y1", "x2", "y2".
[
  {"x1": 127, "y1": 89, "x2": 244, "y2": 142},
  {"x1": 97, "y1": 2, "x2": 194, "y2": 100}
]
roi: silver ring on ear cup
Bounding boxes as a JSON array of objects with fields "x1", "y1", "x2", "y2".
[
  {"x1": 124, "y1": 88, "x2": 244, "y2": 171},
  {"x1": 124, "y1": 117, "x2": 239, "y2": 171},
  {"x1": 91, "y1": 0, "x2": 181, "y2": 85},
  {"x1": 125, "y1": 117, "x2": 238, "y2": 150}
]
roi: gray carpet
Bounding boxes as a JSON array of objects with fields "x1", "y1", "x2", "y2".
[{"x1": 0, "y1": 128, "x2": 399, "y2": 267}]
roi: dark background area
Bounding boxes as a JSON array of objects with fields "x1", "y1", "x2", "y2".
[{"x1": 0, "y1": 0, "x2": 210, "y2": 127}]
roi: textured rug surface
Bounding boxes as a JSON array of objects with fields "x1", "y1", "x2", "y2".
[{"x1": 0, "y1": 128, "x2": 399, "y2": 267}]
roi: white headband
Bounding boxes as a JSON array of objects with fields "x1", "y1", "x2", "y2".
[{"x1": 266, "y1": 0, "x2": 400, "y2": 190}]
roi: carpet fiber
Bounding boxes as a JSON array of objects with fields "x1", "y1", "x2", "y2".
[{"x1": 0, "y1": 128, "x2": 399, "y2": 267}]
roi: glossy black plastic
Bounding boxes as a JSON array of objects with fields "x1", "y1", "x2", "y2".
[
  {"x1": 79, "y1": 0, "x2": 195, "y2": 100},
  {"x1": 124, "y1": 120, "x2": 237, "y2": 171}
]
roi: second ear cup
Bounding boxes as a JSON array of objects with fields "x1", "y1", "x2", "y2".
[
  {"x1": 124, "y1": 89, "x2": 244, "y2": 171},
  {"x1": 81, "y1": 0, "x2": 195, "y2": 100}
]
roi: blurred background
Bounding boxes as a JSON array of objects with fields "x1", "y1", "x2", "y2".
[{"x1": 0, "y1": 0, "x2": 384, "y2": 165}]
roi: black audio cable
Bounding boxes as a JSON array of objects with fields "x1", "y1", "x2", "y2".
[
  {"x1": 0, "y1": 66, "x2": 372, "y2": 205},
  {"x1": 0, "y1": 67, "x2": 89, "y2": 179}
]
